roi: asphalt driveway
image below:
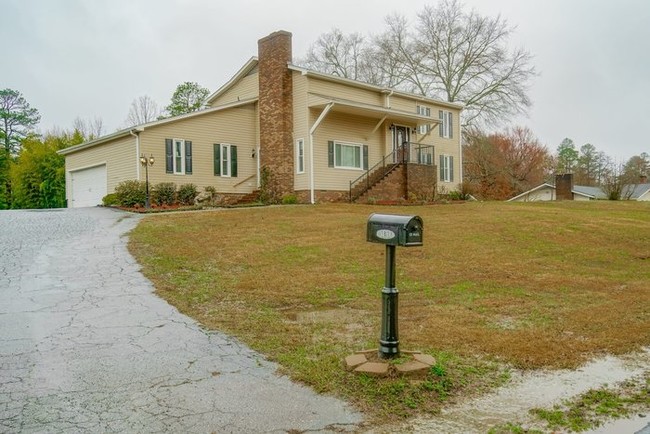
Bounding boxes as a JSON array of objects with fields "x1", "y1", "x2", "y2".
[{"x1": 0, "y1": 208, "x2": 362, "y2": 433}]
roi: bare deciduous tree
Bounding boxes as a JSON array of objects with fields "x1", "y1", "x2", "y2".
[
  {"x1": 72, "y1": 116, "x2": 104, "y2": 140},
  {"x1": 300, "y1": 0, "x2": 536, "y2": 129},
  {"x1": 302, "y1": 29, "x2": 374, "y2": 82},
  {"x1": 125, "y1": 95, "x2": 162, "y2": 126}
]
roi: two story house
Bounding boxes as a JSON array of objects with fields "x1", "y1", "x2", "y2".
[{"x1": 59, "y1": 31, "x2": 462, "y2": 207}]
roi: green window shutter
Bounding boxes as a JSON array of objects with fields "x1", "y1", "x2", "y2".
[
  {"x1": 185, "y1": 141, "x2": 192, "y2": 174},
  {"x1": 450, "y1": 156, "x2": 454, "y2": 182},
  {"x1": 231, "y1": 145, "x2": 238, "y2": 177},
  {"x1": 328, "y1": 141, "x2": 334, "y2": 167},
  {"x1": 438, "y1": 111, "x2": 444, "y2": 137},
  {"x1": 440, "y1": 155, "x2": 445, "y2": 181},
  {"x1": 213, "y1": 144, "x2": 221, "y2": 176},
  {"x1": 165, "y1": 139, "x2": 173, "y2": 173},
  {"x1": 362, "y1": 145, "x2": 369, "y2": 170}
]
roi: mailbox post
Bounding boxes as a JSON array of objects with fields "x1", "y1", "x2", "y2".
[{"x1": 367, "y1": 214, "x2": 423, "y2": 359}]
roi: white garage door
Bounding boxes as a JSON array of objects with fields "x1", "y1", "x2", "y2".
[{"x1": 70, "y1": 165, "x2": 107, "y2": 208}]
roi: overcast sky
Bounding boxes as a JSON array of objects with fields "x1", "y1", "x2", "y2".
[{"x1": 3, "y1": 0, "x2": 649, "y2": 161}]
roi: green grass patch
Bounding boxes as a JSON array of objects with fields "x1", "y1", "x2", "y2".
[{"x1": 529, "y1": 372, "x2": 650, "y2": 432}]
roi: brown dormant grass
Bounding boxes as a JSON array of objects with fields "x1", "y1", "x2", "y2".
[{"x1": 128, "y1": 201, "x2": 650, "y2": 420}]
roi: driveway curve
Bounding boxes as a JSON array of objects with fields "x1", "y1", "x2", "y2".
[{"x1": 0, "y1": 208, "x2": 362, "y2": 433}]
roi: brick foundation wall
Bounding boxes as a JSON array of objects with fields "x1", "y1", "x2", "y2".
[
  {"x1": 406, "y1": 164, "x2": 437, "y2": 201},
  {"x1": 295, "y1": 190, "x2": 348, "y2": 204},
  {"x1": 258, "y1": 31, "x2": 294, "y2": 198},
  {"x1": 555, "y1": 173, "x2": 573, "y2": 200}
]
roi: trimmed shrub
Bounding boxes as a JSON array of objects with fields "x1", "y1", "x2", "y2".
[
  {"x1": 153, "y1": 182, "x2": 177, "y2": 205},
  {"x1": 114, "y1": 180, "x2": 146, "y2": 207},
  {"x1": 281, "y1": 194, "x2": 298, "y2": 204},
  {"x1": 178, "y1": 183, "x2": 198, "y2": 205},
  {"x1": 102, "y1": 193, "x2": 119, "y2": 206}
]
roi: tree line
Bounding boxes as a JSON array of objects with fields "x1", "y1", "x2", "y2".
[
  {"x1": 462, "y1": 130, "x2": 649, "y2": 200},
  {"x1": 0, "y1": 82, "x2": 210, "y2": 209}
]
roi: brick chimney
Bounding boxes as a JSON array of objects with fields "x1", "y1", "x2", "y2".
[
  {"x1": 555, "y1": 173, "x2": 574, "y2": 200},
  {"x1": 640, "y1": 175, "x2": 648, "y2": 184},
  {"x1": 258, "y1": 30, "x2": 294, "y2": 198}
]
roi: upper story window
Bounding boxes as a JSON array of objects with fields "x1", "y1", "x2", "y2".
[
  {"x1": 417, "y1": 105, "x2": 431, "y2": 134},
  {"x1": 439, "y1": 110, "x2": 453, "y2": 139}
]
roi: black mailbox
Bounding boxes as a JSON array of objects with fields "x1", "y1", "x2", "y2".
[{"x1": 367, "y1": 213, "x2": 423, "y2": 247}]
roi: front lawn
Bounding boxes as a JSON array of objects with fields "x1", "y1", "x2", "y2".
[{"x1": 128, "y1": 201, "x2": 650, "y2": 422}]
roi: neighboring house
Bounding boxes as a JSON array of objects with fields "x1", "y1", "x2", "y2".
[
  {"x1": 508, "y1": 174, "x2": 650, "y2": 202},
  {"x1": 59, "y1": 30, "x2": 462, "y2": 208},
  {"x1": 622, "y1": 183, "x2": 650, "y2": 201}
]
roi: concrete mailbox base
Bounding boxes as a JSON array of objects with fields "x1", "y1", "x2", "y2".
[{"x1": 344, "y1": 349, "x2": 436, "y2": 378}]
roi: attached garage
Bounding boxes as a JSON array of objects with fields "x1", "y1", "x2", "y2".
[{"x1": 70, "y1": 164, "x2": 107, "y2": 208}]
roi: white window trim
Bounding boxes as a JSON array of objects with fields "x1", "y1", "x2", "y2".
[
  {"x1": 334, "y1": 140, "x2": 364, "y2": 171},
  {"x1": 173, "y1": 138, "x2": 185, "y2": 175},
  {"x1": 417, "y1": 105, "x2": 431, "y2": 134},
  {"x1": 296, "y1": 138, "x2": 305, "y2": 174},
  {"x1": 220, "y1": 143, "x2": 231, "y2": 178},
  {"x1": 441, "y1": 154, "x2": 453, "y2": 182},
  {"x1": 439, "y1": 110, "x2": 453, "y2": 139}
]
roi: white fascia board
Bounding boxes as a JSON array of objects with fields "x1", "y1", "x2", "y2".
[
  {"x1": 290, "y1": 64, "x2": 463, "y2": 110},
  {"x1": 59, "y1": 98, "x2": 258, "y2": 156},
  {"x1": 206, "y1": 57, "x2": 259, "y2": 104}
]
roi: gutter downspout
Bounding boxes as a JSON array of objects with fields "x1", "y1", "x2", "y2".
[
  {"x1": 308, "y1": 102, "x2": 334, "y2": 204},
  {"x1": 256, "y1": 145, "x2": 261, "y2": 188},
  {"x1": 130, "y1": 129, "x2": 142, "y2": 179},
  {"x1": 384, "y1": 90, "x2": 394, "y2": 109},
  {"x1": 457, "y1": 122, "x2": 463, "y2": 190}
]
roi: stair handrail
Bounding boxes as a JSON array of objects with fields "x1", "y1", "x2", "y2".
[
  {"x1": 349, "y1": 143, "x2": 407, "y2": 202},
  {"x1": 233, "y1": 173, "x2": 257, "y2": 188}
]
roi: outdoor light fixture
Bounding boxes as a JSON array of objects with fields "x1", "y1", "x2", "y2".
[
  {"x1": 140, "y1": 153, "x2": 154, "y2": 209},
  {"x1": 251, "y1": 148, "x2": 256, "y2": 158}
]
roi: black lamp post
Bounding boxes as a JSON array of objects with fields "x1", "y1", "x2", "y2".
[{"x1": 140, "y1": 153, "x2": 154, "y2": 208}]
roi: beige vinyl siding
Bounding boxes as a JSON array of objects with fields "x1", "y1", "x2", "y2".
[
  {"x1": 312, "y1": 111, "x2": 385, "y2": 191},
  {"x1": 65, "y1": 135, "x2": 136, "y2": 201},
  {"x1": 139, "y1": 105, "x2": 258, "y2": 194},
  {"x1": 308, "y1": 77, "x2": 383, "y2": 106},
  {"x1": 293, "y1": 72, "x2": 309, "y2": 190},
  {"x1": 209, "y1": 73, "x2": 259, "y2": 107},
  {"x1": 389, "y1": 95, "x2": 418, "y2": 112},
  {"x1": 430, "y1": 106, "x2": 461, "y2": 190}
]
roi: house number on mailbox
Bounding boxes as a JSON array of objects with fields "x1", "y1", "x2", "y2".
[{"x1": 376, "y1": 229, "x2": 396, "y2": 240}]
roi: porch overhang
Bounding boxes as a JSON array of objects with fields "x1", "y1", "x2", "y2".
[{"x1": 308, "y1": 94, "x2": 439, "y2": 127}]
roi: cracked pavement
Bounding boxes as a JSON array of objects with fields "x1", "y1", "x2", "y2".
[{"x1": 0, "y1": 208, "x2": 362, "y2": 433}]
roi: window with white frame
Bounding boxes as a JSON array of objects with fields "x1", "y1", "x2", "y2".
[
  {"x1": 221, "y1": 144, "x2": 231, "y2": 177},
  {"x1": 296, "y1": 138, "x2": 304, "y2": 174},
  {"x1": 335, "y1": 142, "x2": 362, "y2": 169},
  {"x1": 165, "y1": 138, "x2": 192, "y2": 175},
  {"x1": 173, "y1": 139, "x2": 185, "y2": 174},
  {"x1": 417, "y1": 105, "x2": 431, "y2": 134},
  {"x1": 213, "y1": 143, "x2": 238, "y2": 178},
  {"x1": 439, "y1": 154, "x2": 454, "y2": 182},
  {"x1": 439, "y1": 110, "x2": 453, "y2": 139}
]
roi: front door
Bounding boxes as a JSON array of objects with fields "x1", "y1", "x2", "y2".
[{"x1": 392, "y1": 126, "x2": 410, "y2": 163}]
